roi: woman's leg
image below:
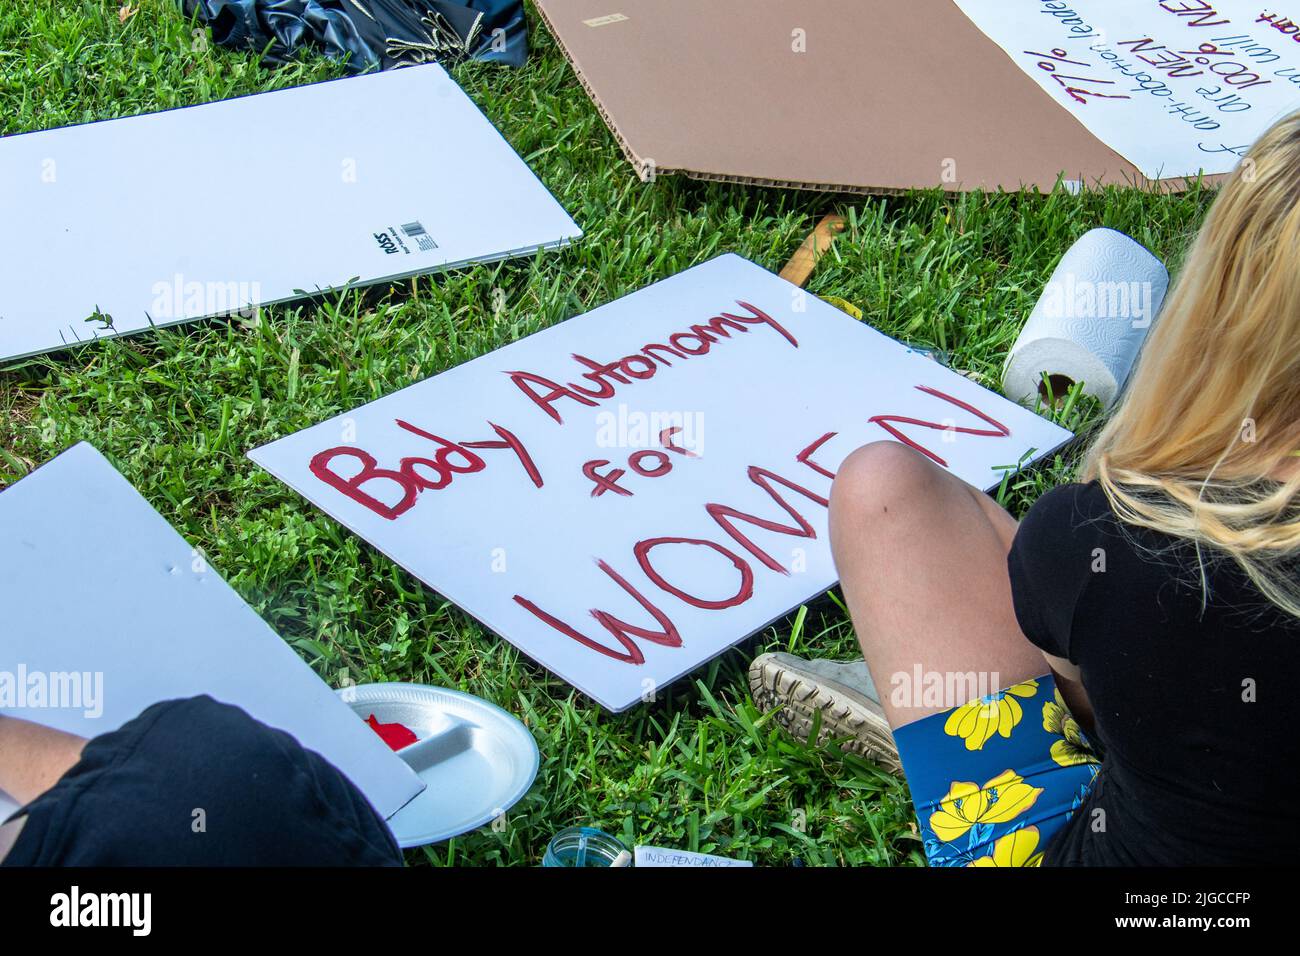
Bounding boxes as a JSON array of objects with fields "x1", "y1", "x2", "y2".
[{"x1": 828, "y1": 440, "x2": 1047, "y2": 729}]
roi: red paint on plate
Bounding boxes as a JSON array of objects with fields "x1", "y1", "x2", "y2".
[{"x1": 365, "y1": 713, "x2": 418, "y2": 751}]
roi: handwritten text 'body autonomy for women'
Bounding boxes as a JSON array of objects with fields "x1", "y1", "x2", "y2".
[{"x1": 304, "y1": 300, "x2": 1015, "y2": 665}]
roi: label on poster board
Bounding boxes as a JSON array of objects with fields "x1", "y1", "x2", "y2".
[
  {"x1": 250, "y1": 255, "x2": 1071, "y2": 712},
  {"x1": 954, "y1": 0, "x2": 1300, "y2": 179}
]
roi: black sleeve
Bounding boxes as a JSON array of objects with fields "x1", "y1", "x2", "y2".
[
  {"x1": 1007, "y1": 482, "x2": 1106, "y2": 664},
  {"x1": 1, "y1": 696, "x2": 402, "y2": 867}
]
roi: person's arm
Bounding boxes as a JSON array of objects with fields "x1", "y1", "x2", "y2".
[{"x1": 0, "y1": 715, "x2": 86, "y2": 807}]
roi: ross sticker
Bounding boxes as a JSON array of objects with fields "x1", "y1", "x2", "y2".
[
  {"x1": 583, "y1": 14, "x2": 628, "y2": 27},
  {"x1": 373, "y1": 220, "x2": 438, "y2": 255},
  {"x1": 400, "y1": 220, "x2": 439, "y2": 252}
]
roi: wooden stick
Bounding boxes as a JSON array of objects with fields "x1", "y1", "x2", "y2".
[{"x1": 778, "y1": 214, "x2": 846, "y2": 288}]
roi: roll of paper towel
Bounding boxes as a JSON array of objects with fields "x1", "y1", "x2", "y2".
[{"x1": 1003, "y1": 228, "x2": 1169, "y2": 408}]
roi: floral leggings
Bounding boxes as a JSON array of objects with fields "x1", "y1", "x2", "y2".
[{"x1": 893, "y1": 674, "x2": 1100, "y2": 867}]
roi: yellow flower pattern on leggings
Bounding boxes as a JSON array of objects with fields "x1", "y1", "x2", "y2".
[
  {"x1": 1043, "y1": 689, "x2": 1101, "y2": 769},
  {"x1": 927, "y1": 769, "x2": 1044, "y2": 841},
  {"x1": 895, "y1": 675, "x2": 1101, "y2": 867},
  {"x1": 968, "y1": 827, "x2": 1045, "y2": 867},
  {"x1": 942, "y1": 680, "x2": 1039, "y2": 750}
]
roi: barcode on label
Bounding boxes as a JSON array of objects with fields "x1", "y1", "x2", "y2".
[{"x1": 401, "y1": 221, "x2": 427, "y2": 238}]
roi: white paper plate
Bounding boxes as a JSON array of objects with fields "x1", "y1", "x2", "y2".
[{"x1": 338, "y1": 683, "x2": 539, "y2": 848}]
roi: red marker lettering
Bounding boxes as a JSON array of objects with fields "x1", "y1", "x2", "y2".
[
  {"x1": 659, "y1": 426, "x2": 698, "y2": 457},
  {"x1": 628, "y1": 450, "x2": 672, "y2": 477},
  {"x1": 706, "y1": 467, "x2": 829, "y2": 575},
  {"x1": 583, "y1": 460, "x2": 632, "y2": 497},
  {"x1": 513, "y1": 559, "x2": 682, "y2": 664},
  {"x1": 868, "y1": 386, "x2": 1009, "y2": 467},
  {"x1": 462, "y1": 422, "x2": 544, "y2": 489},
  {"x1": 507, "y1": 370, "x2": 599, "y2": 424},
  {"x1": 634, "y1": 537, "x2": 755, "y2": 610},
  {"x1": 796, "y1": 432, "x2": 838, "y2": 480},
  {"x1": 309, "y1": 447, "x2": 418, "y2": 521}
]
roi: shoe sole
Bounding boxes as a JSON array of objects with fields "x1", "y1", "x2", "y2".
[{"x1": 750, "y1": 653, "x2": 902, "y2": 774}]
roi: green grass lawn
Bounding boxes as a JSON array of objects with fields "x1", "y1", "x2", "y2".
[{"x1": 0, "y1": 1, "x2": 1217, "y2": 865}]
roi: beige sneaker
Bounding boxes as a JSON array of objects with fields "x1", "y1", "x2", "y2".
[{"x1": 749, "y1": 652, "x2": 901, "y2": 774}]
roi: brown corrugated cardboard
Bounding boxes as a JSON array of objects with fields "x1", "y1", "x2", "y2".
[{"x1": 535, "y1": 0, "x2": 1225, "y2": 194}]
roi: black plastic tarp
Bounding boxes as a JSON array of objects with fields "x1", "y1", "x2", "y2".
[{"x1": 182, "y1": 0, "x2": 527, "y2": 72}]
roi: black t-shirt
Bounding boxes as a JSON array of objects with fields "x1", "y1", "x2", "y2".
[
  {"x1": 1007, "y1": 481, "x2": 1299, "y2": 866},
  {"x1": 2, "y1": 696, "x2": 403, "y2": 866}
]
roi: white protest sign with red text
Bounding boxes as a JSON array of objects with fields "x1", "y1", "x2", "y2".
[
  {"x1": 250, "y1": 255, "x2": 1071, "y2": 711},
  {"x1": 954, "y1": 0, "x2": 1300, "y2": 179}
]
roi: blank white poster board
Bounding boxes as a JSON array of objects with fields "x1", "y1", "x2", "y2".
[
  {"x1": 955, "y1": 0, "x2": 1300, "y2": 179},
  {"x1": 0, "y1": 443, "x2": 423, "y2": 824},
  {"x1": 251, "y1": 255, "x2": 1073, "y2": 711},
  {"x1": 0, "y1": 64, "x2": 581, "y2": 363}
]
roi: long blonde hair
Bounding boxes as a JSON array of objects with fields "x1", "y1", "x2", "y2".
[{"x1": 1082, "y1": 111, "x2": 1300, "y2": 618}]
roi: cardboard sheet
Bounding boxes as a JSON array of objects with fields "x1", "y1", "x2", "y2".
[
  {"x1": 250, "y1": 254, "x2": 1072, "y2": 711},
  {"x1": 534, "y1": 0, "x2": 1250, "y2": 194},
  {"x1": 0, "y1": 64, "x2": 581, "y2": 363},
  {"x1": 0, "y1": 443, "x2": 424, "y2": 823}
]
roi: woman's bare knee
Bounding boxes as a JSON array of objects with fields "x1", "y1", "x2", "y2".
[{"x1": 829, "y1": 441, "x2": 946, "y2": 534}]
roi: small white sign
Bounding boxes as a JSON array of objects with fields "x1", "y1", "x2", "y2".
[
  {"x1": 251, "y1": 254, "x2": 1071, "y2": 712},
  {"x1": 955, "y1": 0, "x2": 1300, "y2": 179},
  {"x1": 634, "y1": 845, "x2": 753, "y2": 867}
]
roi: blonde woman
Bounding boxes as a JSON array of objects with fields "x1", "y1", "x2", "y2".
[{"x1": 753, "y1": 112, "x2": 1300, "y2": 866}]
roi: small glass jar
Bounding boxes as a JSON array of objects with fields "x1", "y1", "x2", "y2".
[{"x1": 542, "y1": 827, "x2": 629, "y2": 867}]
